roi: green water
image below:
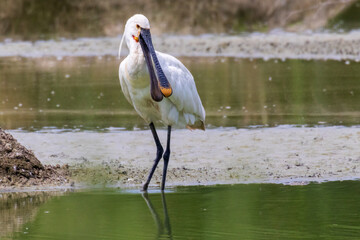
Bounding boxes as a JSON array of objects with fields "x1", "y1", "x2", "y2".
[
  {"x1": 1, "y1": 56, "x2": 360, "y2": 239},
  {"x1": 1, "y1": 182, "x2": 360, "y2": 239},
  {"x1": 0, "y1": 57, "x2": 359, "y2": 131}
]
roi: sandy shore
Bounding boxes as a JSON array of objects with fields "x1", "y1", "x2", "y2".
[
  {"x1": 1, "y1": 32, "x2": 360, "y2": 60},
  {"x1": 7, "y1": 127, "x2": 360, "y2": 189}
]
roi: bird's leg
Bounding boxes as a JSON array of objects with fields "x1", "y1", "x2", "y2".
[
  {"x1": 161, "y1": 126, "x2": 171, "y2": 191},
  {"x1": 143, "y1": 122, "x2": 164, "y2": 191}
]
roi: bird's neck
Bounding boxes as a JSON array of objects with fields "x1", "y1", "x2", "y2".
[
  {"x1": 126, "y1": 51, "x2": 146, "y2": 77},
  {"x1": 126, "y1": 36, "x2": 142, "y2": 55},
  {"x1": 128, "y1": 50, "x2": 145, "y2": 63},
  {"x1": 129, "y1": 45, "x2": 142, "y2": 55}
]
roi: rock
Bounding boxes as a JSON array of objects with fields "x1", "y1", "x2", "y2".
[{"x1": 4, "y1": 143, "x2": 12, "y2": 152}]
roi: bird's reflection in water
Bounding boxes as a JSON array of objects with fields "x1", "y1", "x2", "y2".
[{"x1": 142, "y1": 192, "x2": 173, "y2": 239}]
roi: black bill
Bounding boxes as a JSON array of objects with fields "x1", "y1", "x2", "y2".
[{"x1": 139, "y1": 28, "x2": 172, "y2": 102}]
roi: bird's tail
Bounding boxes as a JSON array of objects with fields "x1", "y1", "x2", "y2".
[{"x1": 186, "y1": 121, "x2": 205, "y2": 131}]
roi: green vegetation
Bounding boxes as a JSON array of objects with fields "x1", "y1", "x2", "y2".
[
  {"x1": 0, "y1": 0, "x2": 356, "y2": 40},
  {"x1": 328, "y1": 0, "x2": 360, "y2": 31}
]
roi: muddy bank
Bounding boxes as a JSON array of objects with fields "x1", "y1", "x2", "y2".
[
  {"x1": 2, "y1": 32, "x2": 360, "y2": 60},
  {"x1": 0, "y1": 128, "x2": 71, "y2": 190},
  {"x1": 9, "y1": 127, "x2": 360, "y2": 188},
  {"x1": 155, "y1": 32, "x2": 360, "y2": 60}
]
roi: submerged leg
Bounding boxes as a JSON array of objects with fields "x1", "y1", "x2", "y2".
[
  {"x1": 161, "y1": 126, "x2": 171, "y2": 191},
  {"x1": 143, "y1": 122, "x2": 164, "y2": 191}
]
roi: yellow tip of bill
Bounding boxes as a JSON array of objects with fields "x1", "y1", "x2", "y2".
[{"x1": 160, "y1": 87, "x2": 172, "y2": 98}]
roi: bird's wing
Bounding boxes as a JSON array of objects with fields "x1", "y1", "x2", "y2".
[
  {"x1": 118, "y1": 58, "x2": 133, "y2": 106},
  {"x1": 157, "y1": 52, "x2": 205, "y2": 121}
]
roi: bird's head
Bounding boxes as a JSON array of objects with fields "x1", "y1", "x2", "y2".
[
  {"x1": 119, "y1": 14, "x2": 172, "y2": 102},
  {"x1": 124, "y1": 14, "x2": 151, "y2": 50}
]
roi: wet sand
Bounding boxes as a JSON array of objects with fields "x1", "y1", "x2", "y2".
[
  {"x1": 8, "y1": 127, "x2": 360, "y2": 189},
  {"x1": 2, "y1": 32, "x2": 360, "y2": 60}
]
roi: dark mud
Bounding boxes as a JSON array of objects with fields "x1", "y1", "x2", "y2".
[{"x1": 0, "y1": 128, "x2": 71, "y2": 189}]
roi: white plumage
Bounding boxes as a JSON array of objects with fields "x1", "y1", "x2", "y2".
[
  {"x1": 117, "y1": 14, "x2": 205, "y2": 191},
  {"x1": 118, "y1": 15, "x2": 205, "y2": 130}
]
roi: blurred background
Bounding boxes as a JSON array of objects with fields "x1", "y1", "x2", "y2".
[
  {"x1": 0, "y1": 0, "x2": 359, "y2": 40},
  {"x1": 1, "y1": 0, "x2": 360, "y2": 131}
]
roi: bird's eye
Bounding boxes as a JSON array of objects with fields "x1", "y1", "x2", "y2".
[{"x1": 136, "y1": 24, "x2": 140, "y2": 29}]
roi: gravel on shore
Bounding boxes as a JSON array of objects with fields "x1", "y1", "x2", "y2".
[
  {"x1": 6, "y1": 126, "x2": 360, "y2": 190},
  {"x1": 1, "y1": 32, "x2": 360, "y2": 60}
]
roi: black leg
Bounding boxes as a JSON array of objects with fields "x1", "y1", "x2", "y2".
[
  {"x1": 161, "y1": 126, "x2": 171, "y2": 191},
  {"x1": 143, "y1": 122, "x2": 164, "y2": 191}
]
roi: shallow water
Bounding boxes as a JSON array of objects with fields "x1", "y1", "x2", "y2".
[
  {"x1": 1, "y1": 55, "x2": 360, "y2": 240},
  {"x1": 2, "y1": 182, "x2": 360, "y2": 240},
  {"x1": 0, "y1": 57, "x2": 359, "y2": 131}
]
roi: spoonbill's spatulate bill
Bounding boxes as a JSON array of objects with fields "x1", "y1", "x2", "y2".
[{"x1": 118, "y1": 14, "x2": 205, "y2": 191}]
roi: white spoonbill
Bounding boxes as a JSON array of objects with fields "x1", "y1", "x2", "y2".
[{"x1": 118, "y1": 14, "x2": 205, "y2": 191}]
